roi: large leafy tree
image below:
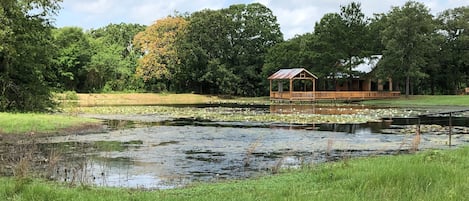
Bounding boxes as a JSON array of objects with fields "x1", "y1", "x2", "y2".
[
  {"x1": 225, "y1": 3, "x2": 283, "y2": 95},
  {"x1": 378, "y1": 1, "x2": 435, "y2": 97},
  {"x1": 87, "y1": 23, "x2": 146, "y2": 91},
  {"x1": 436, "y1": 6, "x2": 469, "y2": 94},
  {"x1": 51, "y1": 27, "x2": 92, "y2": 92},
  {"x1": 313, "y1": 2, "x2": 368, "y2": 90},
  {"x1": 188, "y1": 3, "x2": 283, "y2": 95},
  {"x1": 133, "y1": 16, "x2": 188, "y2": 91},
  {"x1": 187, "y1": 9, "x2": 233, "y2": 94},
  {"x1": 339, "y1": 2, "x2": 368, "y2": 89},
  {"x1": 0, "y1": 0, "x2": 61, "y2": 111}
]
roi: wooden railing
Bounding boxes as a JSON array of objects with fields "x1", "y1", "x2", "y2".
[{"x1": 270, "y1": 91, "x2": 400, "y2": 101}]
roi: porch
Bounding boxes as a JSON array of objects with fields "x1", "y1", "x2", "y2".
[{"x1": 270, "y1": 91, "x2": 401, "y2": 101}]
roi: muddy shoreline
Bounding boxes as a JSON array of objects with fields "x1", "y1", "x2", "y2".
[{"x1": 1, "y1": 104, "x2": 468, "y2": 189}]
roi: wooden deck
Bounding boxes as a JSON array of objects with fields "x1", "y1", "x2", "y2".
[{"x1": 270, "y1": 91, "x2": 400, "y2": 101}]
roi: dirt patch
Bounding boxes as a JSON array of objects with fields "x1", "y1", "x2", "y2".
[{"x1": 0, "y1": 122, "x2": 106, "y2": 143}]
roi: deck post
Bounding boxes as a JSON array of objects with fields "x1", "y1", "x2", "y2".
[
  {"x1": 378, "y1": 79, "x2": 384, "y2": 91},
  {"x1": 313, "y1": 79, "x2": 316, "y2": 101},
  {"x1": 269, "y1": 79, "x2": 272, "y2": 98},
  {"x1": 289, "y1": 79, "x2": 293, "y2": 101},
  {"x1": 389, "y1": 78, "x2": 393, "y2": 91}
]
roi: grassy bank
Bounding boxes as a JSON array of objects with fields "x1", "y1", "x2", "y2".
[
  {"x1": 69, "y1": 93, "x2": 469, "y2": 107},
  {"x1": 1, "y1": 147, "x2": 468, "y2": 201},
  {"x1": 0, "y1": 113, "x2": 100, "y2": 134},
  {"x1": 361, "y1": 95, "x2": 469, "y2": 107},
  {"x1": 67, "y1": 93, "x2": 269, "y2": 107}
]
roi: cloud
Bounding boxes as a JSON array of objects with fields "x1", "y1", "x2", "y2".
[
  {"x1": 56, "y1": 0, "x2": 468, "y2": 38},
  {"x1": 129, "y1": 0, "x2": 226, "y2": 26}
]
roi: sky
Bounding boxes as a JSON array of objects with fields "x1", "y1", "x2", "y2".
[{"x1": 54, "y1": 0, "x2": 468, "y2": 39}]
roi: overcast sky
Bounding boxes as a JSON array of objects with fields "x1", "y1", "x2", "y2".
[{"x1": 54, "y1": 0, "x2": 467, "y2": 39}]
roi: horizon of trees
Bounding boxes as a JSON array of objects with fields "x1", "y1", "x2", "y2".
[{"x1": 1, "y1": 0, "x2": 468, "y2": 111}]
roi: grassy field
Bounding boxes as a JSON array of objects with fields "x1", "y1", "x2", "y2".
[
  {"x1": 0, "y1": 113, "x2": 100, "y2": 134},
  {"x1": 64, "y1": 93, "x2": 469, "y2": 107},
  {"x1": 1, "y1": 146, "x2": 468, "y2": 201},
  {"x1": 69, "y1": 93, "x2": 269, "y2": 106},
  {"x1": 361, "y1": 95, "x2": 469, "y2": 107},
  {"x1": 72, "y1": 93, "x2": 227, "y2": 106}
]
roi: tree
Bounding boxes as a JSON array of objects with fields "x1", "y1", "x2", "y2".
[
  {"x1": 51, "y1": 27, "x2": 92, "y2": 92},
  {"x1": 339, "y1": 2, "x2": 368, "y2": 89},
  {"x1": 378, "y1": 1, "x2": 435, "y2": 97},
  {"x1": 187, "y1": 3, "x2": 283, "y2": 95},
  {"x1": 436, "y1": 6, "x2": 469, "y2": 94},
  {"x1": 313, "y1": 2, "x2": 368, "y2": 90},
  {"x1": 133, "y1": 16, "x2": 188, "y2": 91},
  {"x1": 225, "y1": 3, "x2": 283, "y2": 95},
  {"x1": 87, "y1": 23, "x2": 146, "y2": 91},
  {"x1": 186, "y1": 9, "x2": 232, "y2": 94},
  {"x1": 367, "y1": 14, "x2": 387, "y2": 55},
  {"x1": 313, "y1": 13, "x2": 348, "y2": 89},
  {"x1": 0, "y1": 0, "x2": 62, "y2": 111}
]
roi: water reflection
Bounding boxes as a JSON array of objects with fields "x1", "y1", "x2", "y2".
[
  {"x1": 269, "y1": 104, "x2": 370, "y2": 115},
  {"x1": 35, "y1": 121, "x2": 469, "y2": 189},
  {"x1": 2, "y1": 104, "x2": 469, "y2": 190}
]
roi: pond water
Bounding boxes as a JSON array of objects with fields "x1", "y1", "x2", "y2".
[{"x1": 2, "y1": 104, "x2": 469, "y2": 189}]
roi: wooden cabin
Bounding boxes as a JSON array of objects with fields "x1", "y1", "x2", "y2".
[{"x1": 268, "y1": 68, "x2": 400, "y2": 101}]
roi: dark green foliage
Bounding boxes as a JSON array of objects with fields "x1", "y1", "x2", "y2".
[
  {"x1": 2, "y1": 1, "x2": 468, "y2": 107},
  {"x1": 51, "y1": 27, "x2": 92, "y2": 91},
  {"x1": 184, "y1": 3, "x2": 283, "y2": 96},
  {"x1": 50, "y1": 23, "x2": 146, "y2": 93},
  {"x1": 0, "y1": 0, "x2": 61, "y2": 112},
  {"x1": 378, "y1": 1, "x2": 435, "y2": 97},
  {"x1": 88, "y1": 23, "x2": 146, "y2": 92},
  {"x1": 432, "y1": 6, "x2": 469, "y2": 94}
]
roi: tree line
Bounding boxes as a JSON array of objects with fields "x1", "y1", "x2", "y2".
[{"x1": 1, "y1": 0, "x2": 468, "y2": 111}]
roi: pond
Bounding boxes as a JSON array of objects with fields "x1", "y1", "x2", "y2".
[{"x1": 2, "y1": 104, "x2": 469, "y2": 189}]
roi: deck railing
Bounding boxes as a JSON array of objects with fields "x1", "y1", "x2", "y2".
[{"x1": 270, "y1": 91, "x2": 400, "y2": 101}]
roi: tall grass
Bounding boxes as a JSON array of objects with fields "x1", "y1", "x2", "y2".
[
  {"x1": 1, "y1": 147, "x2": 468, "y2": 201},
  {"x1": 0, "y1": 113, "x2": 99, "y2": 134}
]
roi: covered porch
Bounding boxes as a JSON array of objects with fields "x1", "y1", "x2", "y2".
[
  {"x1": 268, "y1": 68, "x2": 400, "y2": 101},
  {"x1": 270, "y1": 91, "x2": 401, "y2": 101},
  {"x1": 268, "y1": 68, "x2": 318, "y2": 101}
]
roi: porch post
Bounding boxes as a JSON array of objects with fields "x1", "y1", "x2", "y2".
[
  {"x1": 313, "y1": 79, "x2": 316, "y2": 101},
  {"x1": 290, "y1": 78, "x2": 293, "y2": 100},
  {"x1": 388, "y1": 78, "x2": 393, "y2": 91},
  {"x1": 378, "y1": 79, "x2": 384, "y2": 91},
  {"x1": 269, "y1": 79, "x2": 272, "y2": 97}
]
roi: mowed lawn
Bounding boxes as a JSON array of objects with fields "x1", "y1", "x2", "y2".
[
  {"x1": 361, "y1": 95, "x2": 469, "y2": 106},
  {"x1": 0, "y1": 113, "x2": 99, "y2": 134}
]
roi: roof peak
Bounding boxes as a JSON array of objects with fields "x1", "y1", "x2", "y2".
[{"x1": 268, "y1": 68, "x2": 318, "y2": 80}]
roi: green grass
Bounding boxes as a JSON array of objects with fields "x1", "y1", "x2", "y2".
[
  {"x1": 70, "y1": 93, "x2": 269, "y2": 107},
  {"x1": 362, "y1": 95, "x2": 469, "y2": 106},
  {"x1": 0, "y1": 113, "x2": 100, "y2": 134},
  {"x1": 1, "y1": 147, "x2": 468, "y2": 201}
]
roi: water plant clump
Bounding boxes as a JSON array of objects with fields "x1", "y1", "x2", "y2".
[{"x1": 65, "y1": 105, "x2": 422, "y2": 124}]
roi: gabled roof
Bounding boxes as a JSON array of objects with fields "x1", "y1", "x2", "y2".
[{"x1": 268, "y1": 68, "x2": 318, "y2": 80}]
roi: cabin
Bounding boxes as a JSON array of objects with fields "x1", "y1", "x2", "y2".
[{"x1": 268, "y1": 68, "x2": 400, "y2": 101}]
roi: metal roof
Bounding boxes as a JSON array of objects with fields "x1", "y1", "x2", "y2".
[{"x1": 268, "y1": 68, "x2": 318, "y2": 80}]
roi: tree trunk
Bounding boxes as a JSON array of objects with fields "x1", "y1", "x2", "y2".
[{"x1": 405, "y1": 75, "x2": 410, "y2": 98}]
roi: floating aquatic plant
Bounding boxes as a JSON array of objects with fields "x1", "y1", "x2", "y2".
[{"x1": 64, "y1": 105, "x2": 423, "y2": 124}]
